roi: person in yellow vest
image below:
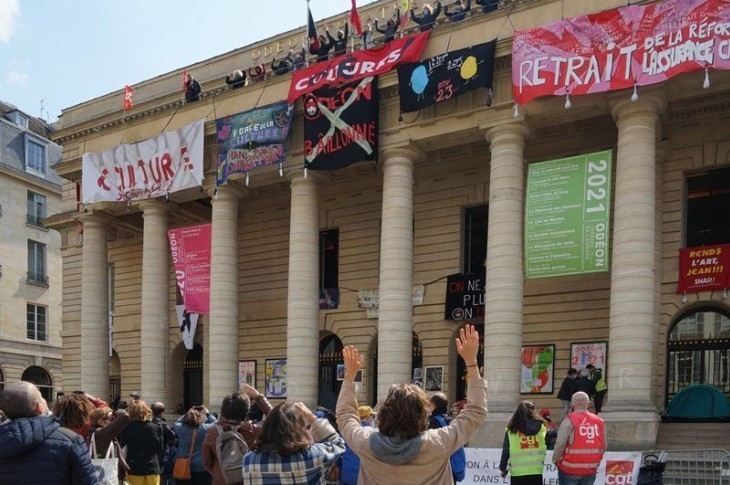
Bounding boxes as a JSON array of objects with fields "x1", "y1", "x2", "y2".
[
  {"x1": 585, "y1": 364, "x2": 607, "y2": 413},
  {"x1": 498, "y1": 401, "x2": 547, "y2": 484},
  {"x1": 552, "y1": 391, "x2": 606, "y2": 485}
]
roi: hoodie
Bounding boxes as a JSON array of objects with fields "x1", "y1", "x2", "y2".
[
  {"x1": 499, "y1": 418, "x2": 545, "y2": 473},
  {"x1": 0, "y1": 415, "x2": 96, "y2": 485}
]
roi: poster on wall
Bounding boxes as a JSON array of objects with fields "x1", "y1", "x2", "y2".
[
  {"x1": 521, "y1": 345, "x2": 554, "y2": 394},
  {"x1": 676, "y1": 243, "x2": 730, "y2": 294},
  {"x1": 265, "y1": 358, "x2": 287, "y2": 398},
  {"x1": 168, "y1": 223, "x2": 212, "y2": 314},
  {"x1": 238, "y1": 360, "x2": 256, "y2": 389},
  {"x1": 571, "y1": 341, "x2": 607, "y2": 372},
  {"x1": 444, "y1": 273, "x2": 485, "y2": 320},
  {"x1": 425, "y1": 366, "x2": 444, "y2": 391},
  {"x1": 525, "y1": 150, "x2": 612, "y2": 279},
  {"x1": 512, "y1": 0, "x2": 730, "y2": 105}
]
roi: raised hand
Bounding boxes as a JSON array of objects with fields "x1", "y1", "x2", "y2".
[
  {"x1": 240, "y1": 383, "x2": 261, "y2": 399},
  {"x1": 342, "y1": 345, "x2": 364, "y2": 381},
  {"x1": 293, "y1": 402, "x2": 317, "y2": 425},
  {"x1": 455, "y1": 324, "x2": 479, "y2": 366}
]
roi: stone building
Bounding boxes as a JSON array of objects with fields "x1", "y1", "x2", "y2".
[
  {"x1": 46, "y1": 0, "x2": 730, "y2": 448},
  {"x1": 0, "y1": 101, "x2": 63, "y2": 401}
]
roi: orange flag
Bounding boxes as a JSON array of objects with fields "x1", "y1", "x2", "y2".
[{"x1": 123, "y1": 85, "x2": 134, "y2": 110}]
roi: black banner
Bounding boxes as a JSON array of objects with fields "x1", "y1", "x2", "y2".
[
  {"x1": 444, "y1": 272, "x2": 485, "y2": 321},
  {"x1": 304, "y1": 77, "x2": 378, "y2": 171},
  {"x1": 397, "y1": 40, "x2": 496, "y2": 114}
]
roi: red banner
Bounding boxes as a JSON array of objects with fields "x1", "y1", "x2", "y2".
[
  {"x1": 676, "y1": 243, "x2": 730, "y2": 294},
  {"x1": 168, "y1": 223, "x2": 212, "y2": 314},
  {"x1": 288, "y1": 31, "x2": 430, "y2": 103},
  {"x1": 512, "y1": 0, "x2": 730, "y2": 105}
]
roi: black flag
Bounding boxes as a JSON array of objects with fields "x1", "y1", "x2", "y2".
[
  {"x1": 307, "y1": 1, "x2": 317, "y2": 42},
  {"x1": 397, "y1": 40, "x2": 496, "y2": 113},
  {"x1": 304, "y1": 77, "x2": 378, "y2": 171}
]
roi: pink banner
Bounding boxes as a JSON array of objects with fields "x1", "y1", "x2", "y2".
[
  {"x1": 512, "y1": 0, "x2": 730, "y2": 105},
  {"x1": 168, "y1": 223, "x2": 212, "y2": 314}
]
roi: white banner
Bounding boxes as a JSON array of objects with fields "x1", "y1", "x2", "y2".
[
  {"x1": 462, "y1": 448, "x2": 642, "y2": 485},
  {"x1": 82, "y1": 119, "x2": 204, "y2": 203},
  {"x1": 175, "y1": 304, "x2": 199, "y2": 350}
]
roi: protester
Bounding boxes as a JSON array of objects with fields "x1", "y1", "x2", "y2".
[
  {"x1": 336, "y1": 324, "x2": 487, "y2": 483},
  {"x1": 89, "y1": 406, "x2": 131, "y2": 483},
  {"x1": 248, "y1": 65, "x2": 266, "y2": 83},
  {"x1": 119, "y1": 399, "x2": 164, "y2": 485},
  {"x1": 361, "y1": 22, "x2": 374, "y2": 49},
  {"x1": 340, "y1": 406, "x2": 376, "y2": 485},
  {"x1": 151, "y1": 401, "x2": 177, "y2": 484},
  {"x1": 573, "y1": 368, "x2": 596, "y2": 401},
  {"x1": 327, "y1": 23, "x2": 349, "y2": 57},
  {"x1": 0, "y1": 381, "x2": 96, "y2": 484},
  {"x1": 54, "y1": 392, "x2": 97, "y2": 444},
  {"x1": 310, "y1": 34, "x2": 333, "y2": 63},
  {"x1": 174, "y1": 405, "x2": 217, "y2": 485},
  {"x1": 184, "y1": 73, "x2": 202, "y2": 103},
  {"x1": 410, "y1": 2, "x2": 442, "y2": 31},
  {"x1": 557, "y1": 368, "x2": 578, "y2": 420},
  {"x1": 444, "y1": 0, "x2": 472, "y2": 22},
  {"x1": 586, "y1": 364, "x2": 607, "y2": 413},
  {"x1": 429, "y1": 392, "x2": 467, "y2": 483},
  {"x1": 553, "y1": 392, "x2": 606, "y2": 484},
  {"x1": 539, "y1": 408, "x2": 558, "y2": 450},
  {"x1": 291, "y1": 48, "x2": 307, "y2": 71},
  {"x1": 243, "y1": 401, "x2": 345, "y2": 483},
  {"x1": 202, "y1": 384, "x2": 271, "y2": 485},
  {"x1": 271, "y1": 52, "x2": 293, "y2": 76},
  {"x1": 225, "y1": 70, "x2": 246, "y2": 89},
  {"x1": 499, "y1": 401, "x2": 547, "y2": 484},
  {"x1": 475, "y1": 0, "x2": 499, "y2": 13},
  {"x1": 374, "y1": 9, "x2": 401, "y2": 43}
]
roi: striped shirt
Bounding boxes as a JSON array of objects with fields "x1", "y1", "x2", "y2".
[{"x1": 243, "y1": 418, "x2": 345, "y2": 485}]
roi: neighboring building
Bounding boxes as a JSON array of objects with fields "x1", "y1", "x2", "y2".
[
  {"x1": 46, "y1": 0, "x2": 730, "y2": 450},
  {"x1": 0, "y1": 101, "x2": 63, "y2": 402}
]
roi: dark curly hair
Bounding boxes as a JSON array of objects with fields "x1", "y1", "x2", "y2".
[
  {"x1": 54, "y1": 394, "x2": 94, "y2": 429},
  {"x1": 181, "y1": 407, "x2": 206, "y2": 427},
  {"x1": 377, "y1": 383, "x2": 430, "y2": 440},
  {"x1": 254, "y1": 402, "x2": 311, "y2": 455},
  {"x1": 221, "y1": 392, "x2": 250, "y2": 422},
  {"x1": 507, "y1": 401, "x2": 536, "y2": 434}
]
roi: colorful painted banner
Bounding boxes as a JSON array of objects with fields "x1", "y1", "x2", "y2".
[
  {"x1": 217, "y1": 144, "x2": 286, "y2": 186},
  {"x1": 265, "y1": 358, "x2": 287, "y2": 398},
  {"x1": 676, "y1": 243, "x2": 730, "y2": 293},
  {"x1": 168, "y1": 223, "x2": 212, "y2": 315},
  {"x1": 82, "y1": 119, "x2": 204, "y2": 203},
  {"x1": 288, "y1": 31, "x2": 430, "y2": 102},
  {"x1": 513, "y1": 0, "x2": 730, "y2": 105},
  {"x1": 463, "y1": 449, "x2": 642, "y2": 484},
  {"x1": 444, "y1": 273, "x2": 485, "y2": 320},
  {"x1": 304, "y1": 77, "x2": 378, "y2": 171},
  {"x1": 238, "y1": 360, "x2": 256, "y2": 389},
  {"x1": 521, "y1": 345, "x2": 555, "y2": 394},
  {"x1": 398, "y1": 40, "x2": 496, "y2": 113},
  {"x1": 525, "y1": 150, "x2": 612, "y2": 278}
]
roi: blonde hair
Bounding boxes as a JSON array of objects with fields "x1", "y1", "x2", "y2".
[
  {"x1": 128, "y1": 399, "x2": 152, "y2": 422},
  {"x1": 90, "y1": 407, "x2": 112, "y2": 427}
]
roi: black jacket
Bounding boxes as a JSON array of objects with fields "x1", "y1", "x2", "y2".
[
  {"x1": 327, "y1": 23, "x2": 349, "y2": 57},
  {"x1": 374, "y1": 12, "x2": 400, "y2": 44},
  {"x1": 476, "y1": 0, "x2": 499, "y2": 13},
  {"x1": 0, "y1": 416, "x2": 96, "y2": 485},
  {"x1": 445, "y1": 0, "x2": 471, "y2": 22},
  {"x1": 557, "y1": 376, "x2": 577, "y2": 401},
  {"x1": 309, "y1": 38, "x2": 332, "y2": 63},
  {"x1": 185, "y1": 79, "x2": 202, "y2": 102},
  {"x1": 573, "y1": 376, "x2": 596, "y2": 396},
  {"x1": 410, "y1": 3, "x2": 442, "y2": 31},
  {"x1": 119, "y1": 420, "x2": 164, "y2": 475}
]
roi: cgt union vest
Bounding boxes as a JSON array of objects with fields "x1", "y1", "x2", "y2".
[
  {"x1": 558, "y1": 412, "x2": 605, "y2": 476},
  {"x1": 507, "y1": 425, "x2": 547, "y2": 477}
]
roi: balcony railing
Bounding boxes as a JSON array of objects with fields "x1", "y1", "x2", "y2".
[{"x1": 26, "y1": 271, "x2": 49, "y2": 286}]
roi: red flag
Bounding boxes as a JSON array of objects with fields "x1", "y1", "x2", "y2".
[
  {"x1": 123, "y1": 85, "x2": 134, "y2": 110},
  {"x1": 350, "y1": 0, "x2": 363, "y2": 35}
]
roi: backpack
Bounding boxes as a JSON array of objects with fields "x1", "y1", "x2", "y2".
[
  {"x1": 215, "y1": 424, "x2": 249, "y2": 484},
  {"x1": 433, "y1": 415, "x2": 467, "y2": 482}
]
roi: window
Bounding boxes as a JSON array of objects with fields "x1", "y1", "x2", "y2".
[
  {"x1": 685, "y1": 167, "x2": 730, "y2": 247},
  {"x1": 27, "y1": 191, "x2": 46, "y2": 226},
  {"x1": 27, "y1": 240, "x2": 47, "y2": 284},
  {"x1": 462, "y1": 205, "x2": 488, "y2": 275},
  {"x1": 27, "y1": 304, "x2": 47, "y2": 341},
  {"x1": 320, "y1": 230, "x2": 339, "y2": 290},
  {"x1": 21, "y1": 366, "x2": 52, "y2": 402},
  {"x1": 26, "y1": 139, "x2": 46, "y2": 175}
]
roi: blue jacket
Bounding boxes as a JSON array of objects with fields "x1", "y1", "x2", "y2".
[
  {"x1": 341, "y1": 422, "x2": 370, "y2": 485},
  {"x1": 174, "y1": 414, "x2": 216, "y2": 472},
  {"x1": 0, "y1": 416, "x2": 96, "y2": 485}
]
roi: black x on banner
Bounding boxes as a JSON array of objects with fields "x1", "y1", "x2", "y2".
[
  {"x1": 397, "y1": 40, "x2": 497, "y2": 114},
  {"x1": 303, "y1": 77, "x2": 378, "y2": 171}
]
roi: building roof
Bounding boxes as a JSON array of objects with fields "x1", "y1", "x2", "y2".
[{"x1": 0, "y1": 100, "x2": 54, "y2": 139}]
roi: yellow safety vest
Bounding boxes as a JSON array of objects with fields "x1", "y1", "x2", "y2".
[{"x1": 507, "y1": 425, "x2": 547, "y2": 477}]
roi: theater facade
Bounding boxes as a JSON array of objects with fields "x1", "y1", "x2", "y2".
[{"x1": 47, "y1": 0, "x2": 730, "y2": 448}]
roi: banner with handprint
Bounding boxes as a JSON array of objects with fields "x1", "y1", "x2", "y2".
[
  {"x1": 216, "y1": 102, "x2": 293, "y2": 185},
  {"x1": 397, "y1": 40, "x2": 496, "y2": 113}
]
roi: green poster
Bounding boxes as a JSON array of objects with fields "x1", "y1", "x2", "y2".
[{"x1": 525, "y1": 150, "x2": 612, "y2": 278}]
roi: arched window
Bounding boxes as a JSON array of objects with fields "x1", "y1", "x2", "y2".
[
  {"x1": 183, "y1": 345, "x2": 204, "y2": 409},
  {"x1": 21, "y1": 366, "x2": 53, "y2": 403},
  {"x1": 319, "y1": 334, "x2": 344, "y2": 410},
  {"x1": 666, "y1": 307, "x2": 730, "y2": 405}
]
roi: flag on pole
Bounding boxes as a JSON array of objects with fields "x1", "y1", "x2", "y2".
[
  {"x1": 307, "y1": 1, "x2": 317, "y2": 42},
  {"x1": 176, "y1": 305, "x2": 199, "y2": 350},
  {"x1": 401, "y1": 0, "x2": 410, "y2": 27},
  {"x1": 123, "y1": 85, "x2": 134, "y2": 110},
  {"x1": 182, "y1": 69, "x2": 188, "y2": 93},
  {"x1": 350, "y1": 0, "x2": 363, "y2": 35}
]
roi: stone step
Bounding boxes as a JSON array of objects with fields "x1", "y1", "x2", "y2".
[{"x1": 655, "y1": 422, "x2": 730, "y2": 450}]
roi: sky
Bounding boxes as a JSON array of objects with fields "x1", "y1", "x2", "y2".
[{"x1": 0, "y1": 0, "x2": 379, "y2": 122}]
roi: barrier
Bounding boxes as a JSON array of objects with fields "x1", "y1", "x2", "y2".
[{"x1": 640, "y1": 449, "x2": 730, "y2": 484}]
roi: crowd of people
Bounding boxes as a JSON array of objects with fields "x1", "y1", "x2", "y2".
[{"x1": 0, "y1": 326, "x2": 610, "y2": 484}]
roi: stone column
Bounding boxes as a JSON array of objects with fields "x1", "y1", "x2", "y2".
[
  {"x1": 603, "y1": 94, "x2": 664, "y2": 449},
  {"x1": 80, "y1": 214, "x2": 109, "y2": 399},
  {"x1": 377, "y1": 145, "x2": 419, "y2": 400},
  {"x1": 139, "y1": 200, "x2": 170, "y2": 405},
  {"x1": 208, "y1": 186, "x2": 242, "y2": 410},
  {"x1": 286, "y1": 169, "x2": 320, "y2": 406},
  {"x1": 475, "y1": 121, "x2": 529, "y2": 447}
]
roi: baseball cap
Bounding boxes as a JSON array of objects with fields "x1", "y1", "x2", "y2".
[
  {"x1": 358, "y1": 406, "x2": 376, "y2": 420},
  {"x1": 540, "y1": 408, "x2": 551, "y2": 418}
]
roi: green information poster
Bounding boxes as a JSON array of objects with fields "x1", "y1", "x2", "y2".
[{"x1": 525, "y1": 150, "x2": 612, "y2": 278}]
